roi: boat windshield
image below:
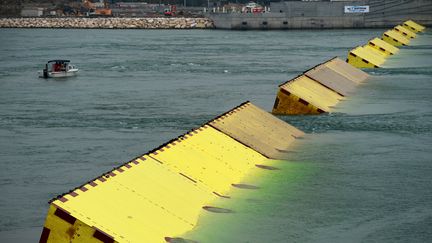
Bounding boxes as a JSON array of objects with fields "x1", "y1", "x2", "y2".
[{"x1": 47, "y1": 60, "x2": 70, "y2": 72}]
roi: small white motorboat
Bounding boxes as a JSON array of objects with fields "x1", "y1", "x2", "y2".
[{"x1": 39, "y1": 60, "x2": 79, "y2": 78}]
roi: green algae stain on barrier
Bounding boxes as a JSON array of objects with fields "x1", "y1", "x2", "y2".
[{"x1": 182, "y1": 159, "x2": 317, "y2": 243}]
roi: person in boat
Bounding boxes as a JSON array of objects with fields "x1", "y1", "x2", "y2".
[{"x1": 53, "y1": 63, "x2": 60, "y2": 72}]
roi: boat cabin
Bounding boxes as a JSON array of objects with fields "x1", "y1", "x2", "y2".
[
  {"x1": 40, "y1": 59, "x2": 78, "y2": 78},
  {"x1": 47, "y1": 60, "x2": 71, "y2": 72}
]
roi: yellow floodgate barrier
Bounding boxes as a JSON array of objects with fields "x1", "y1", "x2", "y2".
[
  {"x1": 209, "y1": 102, "x2": 304, "y2": 159},
  {"x1": 347, "y1": 46, "x2": 387, "y2": 68},
  {"x1": 272, "y1": 75, "x2": 343, "y2": 115},
  {"x1": 149, "y1": 124, "x2": 268, "y2": 196},
  {"x1": 394, "y1": 25, "x2": 417, "y2": 39},
  {"x1": 304, "y1": 57, "x2": 366, "y2": 96},
  {"x1": 272, "y1": 57, "x2": 368, "y2": 115},
  {"x1": 40, "y1": 155, "x2": 218, "y2": 243},
  {"x1": 382, "y1": 29, "x2": 410, "y2": 46},
  {"x1": 40, "y1": 102, "x2": 303, "y2": 243},
  {"x1": 347, "y1": 20, "x2": 426, "y2": 68},
  {"x1": 403, "y1": 20, "x2": 426, "y2": 33},
  {"x1": 362, "y1": 44, "x2": 387, "y2": 58},
  {"x1": 323, "y1": 57, "x2": 369, "y2": 83},
  {"x1": 367, "y1": 38, "x2": 399, "y2": 57}
]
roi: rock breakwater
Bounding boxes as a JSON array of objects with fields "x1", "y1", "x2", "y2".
[{"x1": 0, "y1": 17, "x2": 214, "y2": 29}]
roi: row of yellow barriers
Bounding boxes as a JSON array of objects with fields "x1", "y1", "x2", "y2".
[
  {"x1": 39, "y1": 20, "x2": 426, "y2": 243},
  {"x1": 273, "y1": 20, "x2": 426, "y2": 115},
  {"x1": 347, "y1": 20, "x2": 426, "y2": 68},
  {"x1": 272, "y1": 57, "x2": 369, "y2": 115},
  {"x1": 39, "y1": 102, "x2": 304, "y2": 243}
]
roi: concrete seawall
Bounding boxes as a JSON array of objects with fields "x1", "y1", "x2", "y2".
[
  {"x1": 209, "y1": 0, "x2": 432, "y2": 30},
  {"x1": 0, "y1": 17, "x2": 214, "y2": 29}
]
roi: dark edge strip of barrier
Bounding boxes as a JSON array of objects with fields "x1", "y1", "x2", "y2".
[
  {"x1": 39, "y1": 227, "x2": 50, "y2": 243},
  {"x1": 273, "y1": 97, "x2": 280, "y2": 110},
  {"x1": 93, "y1": 227, "x2": 115, "y2": 243},
  {"x1": 302, "y1": 56, "x2": 339, "y2": 74},
  {"x1": 179, "y1": 173, "x2": 197, "y2": 183},
  {"x1": 278, "y1": 73, "x2": 308, "y2": 88},
  {"x1": 54, "y1": 207, "x2": 76, "y2": 225}
]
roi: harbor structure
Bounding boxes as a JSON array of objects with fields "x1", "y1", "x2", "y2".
[{"x1": 208, "y1": 0, "x2": 432, "y2": 29}]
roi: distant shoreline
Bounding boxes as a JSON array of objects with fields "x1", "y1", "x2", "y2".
[{"x1": 0, "y1": 17, "x2": 214, "y2": 29}]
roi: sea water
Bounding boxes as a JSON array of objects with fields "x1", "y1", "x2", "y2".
[{"x1": 0, "y1": 28, "x2": 431, "y2": 242}]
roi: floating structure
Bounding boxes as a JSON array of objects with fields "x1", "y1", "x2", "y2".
[
  {"x1": 272, "y1": 57, "x2": 368, "y2": 115},
  {"x1": 382, "y1": 29, "x2": 410, "y2": 47},
  {"x1": 403, "y1": 20, "x2": 426, "y2": 33},
  {"x1": 394, "y1": 25, "x2": 417, "y2": 39},
  {"x1": 362, "y1": 44, "x2": 387, "y2": 58},
  {"x1": 273, "y1": 20, "x2": 426, "y2": 116},
  {"x1": 367, "y1": 37, "x2": 399, "y2": 57},
  {"x1": 39, "y1": 102, "x2": 303, "y2": 243},
  {"x1": 273, "y1": 74, "x2": 343, "y2": 115},
  {"x1": 347, "y1": 20, "x2": 425, "y2": 69},
  {"x1": 347, "y1": 46, "x2": 386, "y2": 68},
  {"x1": 39, "y1": 18, "x2": 428, "y2": 243}
]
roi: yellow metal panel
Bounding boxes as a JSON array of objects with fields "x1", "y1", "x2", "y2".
[
  {"x1": 272, "y1": 88, "x2": 321, "y2": 115},
  {"x1": 41, "y1": 204, "x2": 106, "y2": 243},
  {"x1": 347, "y1": 46, "x2": 386, "y2": 68},
  {"x1": 210, "y1": 102, "x2": 304, "y2": 159},
  {"x1": 368, "y1": 37, "x2": 399, "y2": 56},
  {"x1": 177, "y1": 126, "x2": 267, "y2": 172},
  {"x1": 276, "y1": 75, "x2": 343, "y2": 114},
  {"x1": 324, "y1": 57, "x2": 369, "y2": 83},
  {"x1": 394, "y1": 25, "x2": 417, "y2": 39},
  {"x1": 305, "y1": 63, "x2": 359, "y2": 96},
  {"x1": 243, "y1": 102, "x2": 304, "y2": 137},
  {"x1": 363, "y1": 45, "x2": 387, "y2": 58},
  {"x1": 43, "y1": 156, "x2": 218, "y2": 243},
  {"x1": 149, "y1": 125, "x2": 268, "y2": 195},
  {"x1": 382, "y1": 30, "x2": 410, "y2": 46},
  {"x1": 40, "y1": 101, "x2": 303, "y2": 243},
  {"x1": 403, "y1": 20, "x2": 426, "y2": 33}
]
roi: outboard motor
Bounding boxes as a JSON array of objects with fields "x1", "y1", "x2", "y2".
[{"x1": 43, "y1": 64, "x2": 48, "y2": 78}]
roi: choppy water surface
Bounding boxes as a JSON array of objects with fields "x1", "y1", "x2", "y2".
[{"x1": 0, "y1": 28, "x2": 431, "y2": 242}]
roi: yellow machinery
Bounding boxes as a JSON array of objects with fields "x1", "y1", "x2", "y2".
[
  {"x1": 304, "y1": 58, "x2": 364, "y2": 96},
  {"x1": 347, "y1": 46, "x2": 386, "y2": 68},
  {"x1": 324, "y1": 57, "x2": 369, "y2": 83},
  {"x1": 40, "y1": 19, "x2": 428, "y2": 242},
  {"x1": 394, "y1": 25, "x2": 417, "y2": 39},
  {"x1": 149, "y1": 125, "x2": 268, "y2": 195},
  {"x1": 41, "y1": 155, "x2": 217, "y2": 243},
  {"x1": 272, "y1": 74, "x2": 343, "y2": 115},
  {"x1": 367, "y1": 37, "x2": 399, "y2": 57},
  {"x1": 272, "y1": 57, "x2": 368, "y2": 115},
  {"x1": 403, "y1": 20, "x2": 426, "y2": 33},
  {"x1": 382, "y1": 30, "x2": 410, "y2": 46},
  {"x1": 39, "y1": 102, "x2": 303, "y2": 243},
  {"x1": 209, "y1": 102, "x2": 304, "y2": 159},
  {"x1": 348, "y1": 20, "x2": 426, "y2": 68},
  {"x1": 362, "y1": 44, "x2": 387, "y2": 58}
]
